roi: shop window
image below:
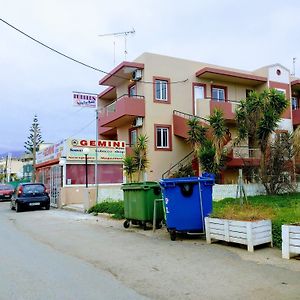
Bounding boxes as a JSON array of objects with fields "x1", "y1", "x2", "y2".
[{"x1": 66, "y1": 164, "x2": 123, "y2": 184}]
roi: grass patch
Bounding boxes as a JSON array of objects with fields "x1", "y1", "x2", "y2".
[
  {"x1": 88, "y1": 201, "x2": 124, "y2": 219},
  {"x1": 212, "y1": 193, "x2": 300, "y2": 248}
]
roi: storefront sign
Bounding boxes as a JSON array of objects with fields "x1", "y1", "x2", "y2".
[
  {"x1": 36, "y1": 140, "x2": 65, "y2": 164},
  {"x1": 66, "y1": 139, "x2": 125, "y2": 161},
  {"x1": 73, "y1": 92, "x2": 97, "y2": 108}
]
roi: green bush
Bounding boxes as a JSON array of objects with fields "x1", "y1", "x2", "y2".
[
  {"x1": 88, "y1": 201, "x2": 124, "y2": 219},
  {"x1": 213, "y1": 193, "x2": 300, "y2": 248}
]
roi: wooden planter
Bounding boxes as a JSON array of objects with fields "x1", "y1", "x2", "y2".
[
  {"x1": 282, "y1": 224, "x2": 300, "y2": 259},
  {"x1": 205, "y1": 217, "x2": 273, "y2": 252}
]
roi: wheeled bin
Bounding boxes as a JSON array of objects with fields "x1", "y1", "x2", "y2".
[
  {"x1": 159, "y1": 174, "x2": 214, "y2": 240},
  {"x1": 121, "y1": 182, "x2": 164, "y2": 230}
]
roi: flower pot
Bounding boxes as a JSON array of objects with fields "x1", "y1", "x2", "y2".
[
  {"x1": 282, "y1": 224, "x2": 300, "y2": 259},
  {"x1": 205, "y1": 217, "x2": 273, "y2": 252}
]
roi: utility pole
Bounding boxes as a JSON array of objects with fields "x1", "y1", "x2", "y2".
[{"x1": 98, "y1": 29, "x2": 135, "y2": 65}]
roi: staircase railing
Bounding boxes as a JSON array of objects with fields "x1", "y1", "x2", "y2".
[
  {"x1": 162, "y1": 151, "x2": 195, "y2": 179},
  {"x1": 173, "y1": 110, "x2": 210, "y2": 124}
]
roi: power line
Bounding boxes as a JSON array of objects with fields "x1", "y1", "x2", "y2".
[{"x1": 0, "y1": 18, "x2": 188, "y2": 85}]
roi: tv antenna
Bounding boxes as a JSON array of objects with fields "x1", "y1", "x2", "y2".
[
  {"x1": 292, "y1": 57, "x2": 296, "y2": 76},
  {"x1": 98, "y1": 28, "x2": 135, "y2": 65}
]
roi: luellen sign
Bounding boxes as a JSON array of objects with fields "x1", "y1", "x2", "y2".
[
  {"x1": 66, "y1": 139, "x2": 126, "y2": 161},
  {"x1": 73, "y1": 92, "x2": 97, "y2": 108}
]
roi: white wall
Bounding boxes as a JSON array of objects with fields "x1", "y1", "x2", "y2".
[{"x1": 213, "y1": 183, "x2": 266, "y2": 201}]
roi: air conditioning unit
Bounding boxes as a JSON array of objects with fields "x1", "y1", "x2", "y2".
[
  {"x1": 133, "y1": 117, "x2": 143, "y2": 127},
  {"x1": 132, "y1": 69, "x2": 142, "y2": 81}
]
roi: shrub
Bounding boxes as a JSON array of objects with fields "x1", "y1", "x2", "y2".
[{"x1": 88, "y1": 201, "x2": 124, "y2": 219}]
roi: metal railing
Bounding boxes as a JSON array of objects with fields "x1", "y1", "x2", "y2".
[
  {"x1": 204, "y1": 96, "x2": 240, "y2": 104},
  {"x1": 173, "y1": 110, "x2": 210, "y2": 124},
  {"x1": 99, "y1": 94, "x2": 145, "y2": 115},
  {"x1": 162, "y1": 151, "x2": 194, "y2": 179},
  {"x1": 232, "y1": 146, "x2": 261, "y2": 159}
]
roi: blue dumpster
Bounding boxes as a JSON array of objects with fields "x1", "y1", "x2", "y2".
[{"x1": 159, "y1": 174, "x2": 214, "y2": 241}]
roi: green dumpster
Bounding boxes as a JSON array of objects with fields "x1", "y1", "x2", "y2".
[{"x1": 121, "y1": 182, "x2": 164, "y2": 230}]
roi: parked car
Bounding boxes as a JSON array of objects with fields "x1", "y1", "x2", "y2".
[
  {"x1": 11, "y1": 183, "x2": 50, "y2": 212},
  {"x1": 0, "y1": 184, "x2": 15, "y2": 201}
]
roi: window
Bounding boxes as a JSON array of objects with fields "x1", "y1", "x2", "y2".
[
  {"x1": 129, "y1": 84, "x2": 136, "y2": 97},
  {"x1": 194, "y1": 85, "x2": 205, "y2": 100},
  {"x1": 275, "y1": 88, "x2": 286, "y2": 95},
  {"x1": 154, "y1": 78, "x2": 170, "y2": 102},
  {"x1": 155, "y1": 125, "x2": 172, "y2": 151},
  {"x1": 212, "y1": 86, "x2": 226, "y2": 101},
  {"x1": 129, "y1": 129, "x2": 137, "y2": 146},
  {"x1": 292, "y1": 97, "x2": 299, "y2": 110},
  {"x1": 246, "y1": 89, "x2": 254, "y2": 98}
]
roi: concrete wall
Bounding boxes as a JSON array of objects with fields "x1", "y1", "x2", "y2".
[
  {"x1": 213, "y1": 183, "x2": 266, "y2": 200},
  {"x1": 59, "y1": 184, "x2": 123, "y2": 208}
]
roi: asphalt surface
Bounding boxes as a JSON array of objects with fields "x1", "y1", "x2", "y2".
[
  {"x1": 0, "y1": 201, "x2": 299, "y2": 300},
  {"x1": 0, "y1": 202, "x2": 146, "y2": 300}
]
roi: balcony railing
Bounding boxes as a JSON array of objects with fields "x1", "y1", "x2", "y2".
[
  {"x1": 99, "y1": 94, "x2": 144, "y2": 116},
  {"x1": 98, "y1": 94, "x2": 145, "y2": 127},
  {"x1": 232, "y1": 147, "x2": 261, "y2": 159}
]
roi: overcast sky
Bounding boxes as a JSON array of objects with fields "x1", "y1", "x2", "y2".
[{"x1": 1, "y1": 0, "x2": 299, "y2": 152}]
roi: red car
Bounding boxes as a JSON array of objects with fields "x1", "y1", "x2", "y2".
[{"x1": 0, "y1": 184, "x2": 15, "y2": 201}]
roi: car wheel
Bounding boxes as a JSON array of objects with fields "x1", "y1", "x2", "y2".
[
  {"x1": 15, "y1": 202, "x2": 21, "y2": 213},
  {"x1": 45, "y1": 204, "x2": 50, "y2": 210}
]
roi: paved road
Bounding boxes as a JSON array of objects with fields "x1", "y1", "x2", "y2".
[
  {"x1": 1, "y1": 202, "x2": 300, "y2": 300},
  {"x1": 0, "y1": 202, "x2": 146, "y2": 300}
]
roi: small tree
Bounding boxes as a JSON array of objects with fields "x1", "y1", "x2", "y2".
[
  {"x1": 24, "y1": 115, "x2": 44, "y2": 181},
  {"x1": 123, "y1": 134, "x2": 149, "y2": 183},
  {"x1": 186, "y1": 109, "x2": 228, "y2": 176},
  {"x1": 235, "y1": 89, "x2": 289, "y2": 194},
  {"x1": 262, "y1": 132, "x2": 296, "y2": 194}
]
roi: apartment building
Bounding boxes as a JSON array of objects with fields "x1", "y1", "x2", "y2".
[{"x1": 98, "y1": 53, "x2": 298, "y2": 183}]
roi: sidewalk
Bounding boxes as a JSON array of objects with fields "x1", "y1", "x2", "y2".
[{"x1": 60, "y1": 205, "x2": 300, "y2": 272}]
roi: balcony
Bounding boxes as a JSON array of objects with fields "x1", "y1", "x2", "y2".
[
  {"x1": 209, "y1": 98, "x2": 239, "y2": 121},
  {"x1": 99, "y1": 94, "x2": 145, "y2": 128},
  {"x1": 226, "y1": 147, "x2": 261, "y2": 167},
  {"x1": 292, "y1": 107, "x2": 300, "y2": 126},
  {"x1": 196, "y1": 67, "x2": 267, "y2": 86},
  {"x1": 99, "y1": 126, "x2": 117, "y2": 138}
]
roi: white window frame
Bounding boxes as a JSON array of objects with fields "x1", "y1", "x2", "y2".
[
  {"x1": 129, "y1": 84, "x2": 136, "y2": 97},
  {"x1": 130, "y1": 129, "x2": 137, "y2": 146},
  {"x1": 212, "y1": 87, "x2": 225, "y2": 101},
  {"x1": 155, "y1": 80, "x2": 168, "y2": 101},
  {"x1": 156, "y1": 127, "x2": 169, "y2": 149}
]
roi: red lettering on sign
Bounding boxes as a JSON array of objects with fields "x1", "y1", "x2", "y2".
[
  {"x1": 90, "y1": 140, "x2": 96, "y2": 146},
  {"x1": 80, "y1": 140, "x2": 88, "y2": 146},
  {"x1": 98, "y1": 141, "x2": 107, "y2": 147}
]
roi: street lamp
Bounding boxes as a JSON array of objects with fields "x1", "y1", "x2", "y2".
[
  {"x1": 59, "y1": 157, "x2": 66, "y2": 187},
  {"x1": 82, "y1": 148, "x2": 90, "y2": 188}
]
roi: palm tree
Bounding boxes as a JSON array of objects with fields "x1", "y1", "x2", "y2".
[
  {"x1": 235, "y1": 88, "x2": 289, "y2": 193},
  {"x1": 133, "y1": 134, "x2": 149, "y2": 182},
  {"x1": 186, "y1": 117, "x2": 207, "y2": 156},
  {"x1": 209, "y1": 109, "x2": 228, "y2": 165},
  {"x1": 123, "y1": 156, "x2": 136, "y2": 183}
]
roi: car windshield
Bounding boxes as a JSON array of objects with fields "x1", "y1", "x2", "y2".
[
  {"x1": 22, "y1": 184, "x2": 44, "y2": 194},
  {"x1": 0, "y1": 184, "x2": 14, "y2": 190}
]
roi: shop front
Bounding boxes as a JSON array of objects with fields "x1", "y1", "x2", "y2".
[{"x1": 35, "y1": 139, "x2": 125, "y2": 208}]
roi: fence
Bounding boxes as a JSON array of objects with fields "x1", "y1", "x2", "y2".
[{"x1": 213, "y1": 183, "x2": 300, "y2": 201}]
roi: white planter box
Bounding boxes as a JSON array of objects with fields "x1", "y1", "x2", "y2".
[
  {"x1": 205, "y1": 217, "x2": 273, "y2": 252},
  {"x1": 282, "y1": 224, "x2": 300, "y2": 259}
]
